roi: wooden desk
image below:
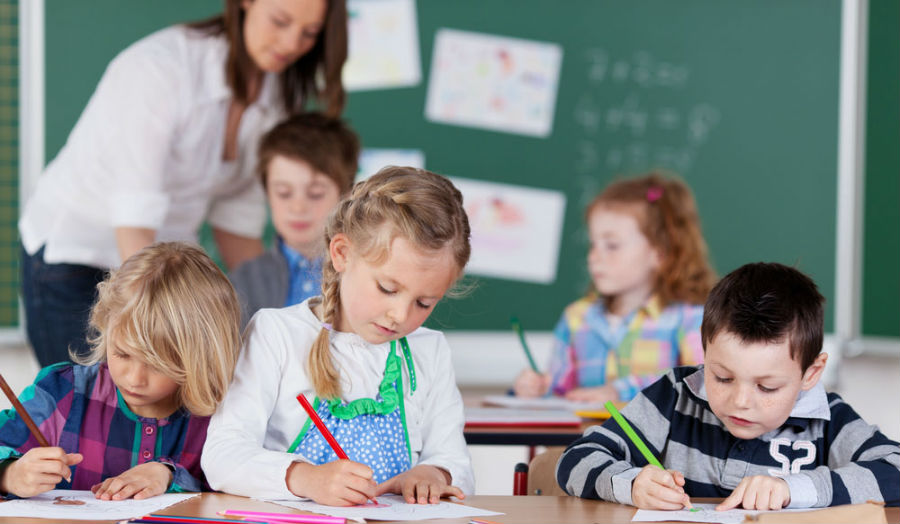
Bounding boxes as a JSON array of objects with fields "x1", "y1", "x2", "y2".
[{"x1": 0, "y1": 494, "x2": 897, "y2": 524}]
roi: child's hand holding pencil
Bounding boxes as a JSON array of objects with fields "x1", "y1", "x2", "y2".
[{"x1": 0, "y1": 447, "x2": 83, "y2": 498}]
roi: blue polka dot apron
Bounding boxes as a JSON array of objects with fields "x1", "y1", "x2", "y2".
[{"x1": 288, "y1": 338, "x2": 417, "y2": 483}]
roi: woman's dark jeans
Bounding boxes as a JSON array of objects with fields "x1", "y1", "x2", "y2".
[{"x1": 20, "y1": 244, "x2": 106, "y2": 367}]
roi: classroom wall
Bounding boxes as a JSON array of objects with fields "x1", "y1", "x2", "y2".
[{"x1": 10, "y1": 1, "x2": 899, "y2": 356}]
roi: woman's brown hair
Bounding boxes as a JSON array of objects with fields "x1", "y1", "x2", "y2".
[
  {"x1": 309, "y1": 167, "x2": 471, "y2": 399},
  {"x1": 586, "y1": 171, "x2": 716, "y2": 307},
  {"x1": 189, "y1": 0, "x2": 348, "y2": 116}
]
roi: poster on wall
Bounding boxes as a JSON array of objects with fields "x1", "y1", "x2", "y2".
[
  {"x1": 356, "y1": 148, "x2": 426, "y2": 182},
  {"x1": 450, "y1": 177, "x2": 566, "y2": 284},
  {"x1": 343, "y1": 0, "x2": 422, "y2": 91},
  {"x1": 425, "y1": 29, "x2": 563, "y2": 137}
]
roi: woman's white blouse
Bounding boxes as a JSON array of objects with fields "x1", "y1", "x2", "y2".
[
  {"x1": 202, "y1": 300, "x2": 475, "y2": 499},
  {"x1": 20, "y1": 25, "x2": 285, "y2": 269}
]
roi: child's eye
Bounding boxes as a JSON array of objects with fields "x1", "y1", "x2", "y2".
[
  {"x1": 714, "y1": 375, "x2": 732, "y2": 384},
  {"x1": 307, "y1": 191, "x2": 326, "y2": 200},
  {"x1": 758, "y1": 384, "x2": 778, "y2": 393},
  {"x1": 271, "y1": 16, "x2": 289, "y2": 28},
  {"x1": 377, "y1": 283, "x2": 395, "y2": 295},
  {"x1": 416, "y1": 300, "x2": 434, "y2": 310}
]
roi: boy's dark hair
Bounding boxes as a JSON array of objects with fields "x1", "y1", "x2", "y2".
[
  {"x1": 701, "y1": 262, "x2": 824, "y2": 371},
  {"x1": 257, "y1": 112, "x2": 360, "y2": 194}
]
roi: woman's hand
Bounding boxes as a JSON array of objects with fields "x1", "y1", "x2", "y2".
[
  {"x1": 631, "y1": 465, "x2": 692, "y2": 510},
  {"x1": 0, "y1": 447, "x2": 82, "y2": 498},
  {"x1": 377, "y1": 465, "x2": 464, "y2": 504},
  {"x1": 286, "y1": 460, "x2": 376, "y2": 507},
  {"x1": 91, "y1": 462, "x2": 172, "y2": 500},
  {"x1": 564, "y1": 384, "x2": 619, "y2": 403},
  {"x1": 513, "y1": 369, "x2": 551, "y2": 398}
]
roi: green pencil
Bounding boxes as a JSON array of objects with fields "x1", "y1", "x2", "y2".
[
  {"x1": 604, "y1": 401, "x2": 663, "y2": 468},
  {"x1": 510, "y1": 315, "x2": 539, "y2": 372}
]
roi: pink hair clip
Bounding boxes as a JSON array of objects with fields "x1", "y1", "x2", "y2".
[{"x1": 646, "y1": 186, "x2": 663, "y2": 202}]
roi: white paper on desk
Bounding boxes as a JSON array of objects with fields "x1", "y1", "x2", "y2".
[
  {"x1": 0, "y1": 489, "x2": 197, "y2": 520},
  {"x1": 343, "y1": 0, "x2": 421, "y2": 91},
  {"x1": 465, "y1": 407, "x2": 581, "y2": 426},
  {"x1": 450, "y1": 177, "x2": 566, "y2": 284},
  {"x1": 482, "y1": 394, "x2": 607, "y2": 412},
  {"x1": 633, "y1": 503, "x2": 809, "y2": 524},
  {"x1": 268, "y1": 494, "x2": 502, "y2": 521},
  {"x1": 425, "y1": 28, "x2": 562, "y2": 137}
]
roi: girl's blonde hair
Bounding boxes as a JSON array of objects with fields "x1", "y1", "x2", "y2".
[
  {"x1": 309, "y1": 166, "x2": 471, "y2": 399},
  {"x1": 76, "y1": 242, "x2": 242, "y2": 416},
  {"x1": 586, "y1": 171, "x2": 716, "y2": 307}
]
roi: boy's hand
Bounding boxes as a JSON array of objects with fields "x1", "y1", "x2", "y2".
[
  {"x1": 564, "y1": 384, "x2": 618, "y2": 404},
  {"x1": 717, "y1": 475, "x2": 790, "y2": 511},
  {"x1": 286, "y1": 460, "x2": 376, "y2": 506},
  {"x1": 91, "y1": 462, "x2": 172, "y2": 500},
  {"x1": 0, "y1": 447, "x2": 82, "y2": 498},
  {"x1": 513, "y1": 370, "x2": 551, "y2": 398},
  {"x1": 377, "y1": 465, "x2": 464, "y2": 504},
  {"x1": 632, "y1": 465, "x2": 692, "y2": 510}
]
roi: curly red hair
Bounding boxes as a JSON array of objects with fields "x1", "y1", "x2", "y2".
[{"x1": 586, "y1": 172, "x2": 716, "y2": 307}]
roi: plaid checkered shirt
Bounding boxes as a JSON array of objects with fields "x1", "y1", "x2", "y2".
[{"x1": 0, "y1": 362, "x2": 208, "y2": 494}]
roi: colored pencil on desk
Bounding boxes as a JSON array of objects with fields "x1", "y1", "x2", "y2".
[
  {"x1": 0, "y1": 371, "x2": 50, "y2": 447},
  {"x1": 220, "y1": 509, "x2": 346, "y2": 524},
  {"x1": 510, "y1": 316, "x2": 539, "y2": 373},
  {"x1": 603, "y1": 401, "x2": 662, "y2": 468},
  {"x1": 143, "y1": 515, "x2": 266, "y2": 524},
  {"x1": 296, "y1": 394, "x2": 349, "y2": 460}
]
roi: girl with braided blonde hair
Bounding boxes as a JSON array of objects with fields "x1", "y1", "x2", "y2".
[{"x1": 204, "y1": 167, "x2": 474, "y2": 506}]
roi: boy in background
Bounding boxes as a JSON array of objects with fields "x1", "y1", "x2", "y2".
[
  {"x1": 557, "y1": 262, "x2": 900, "y2": 510},
  {"x1": 230, "y1": 113, "x2": 359, "y2": 328}
]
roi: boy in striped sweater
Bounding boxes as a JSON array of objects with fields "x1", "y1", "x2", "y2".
[{"x1": 557, "y1": 262, "x2": 900, "y2": 510}]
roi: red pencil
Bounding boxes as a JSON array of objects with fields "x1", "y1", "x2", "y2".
[{"x1": 296, "y1": 394, "x2": 348, "y2": 460}]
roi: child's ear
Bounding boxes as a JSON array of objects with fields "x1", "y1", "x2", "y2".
[
  {"x1": 329, "y1": 233, "x2": 352, "y2": 272},
  {"x1": 800, "y1": 352, "x2": 828, "y2": 391}
]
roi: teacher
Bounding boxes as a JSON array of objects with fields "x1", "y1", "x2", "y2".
[{"x1": 19, "y1": 0, "x2": 348, "y2": 367}]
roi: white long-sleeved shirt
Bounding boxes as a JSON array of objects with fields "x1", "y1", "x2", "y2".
[
  {"x1": 20, "y1": 25, "x2": 284, "y2": 269},
  {"x1": 202, "y1": 299, "x2": 475, "y2": 499}
]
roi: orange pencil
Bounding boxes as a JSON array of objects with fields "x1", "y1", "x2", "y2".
[{"x1": 0, "y1": 372, "x2": 49, "y2": 447}]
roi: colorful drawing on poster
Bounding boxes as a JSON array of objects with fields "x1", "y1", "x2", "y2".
[
  {"x1": 425, "y1": 28, "x2": 562, "y2": 137},
  {"x1": 344, "y1": 0, "x2": 421, "y2": 91}
]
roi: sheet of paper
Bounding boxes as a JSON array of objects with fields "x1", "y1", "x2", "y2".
[
  {"x1": 356, "y1": 148, "x2": 425, "y2": 182},
  {"x1": 450, "y1": 177, "x2": 566, "y2": 284},
  {"x1": 0, "y1": 489, "x2": 197, "y2": 521},
  {"x1": 268, "y1": 494, "x2": 502, "y2": 521},
  {"x1": 482, "y1": 394, "x2": 607, "y2": 413},
  {"x1": 425, "y1": 28, "x2": 562, "y2": 137},
  {"x1": 633, "y1": 503, "x2": 808, "y2": 524},
  {"x1": 343, "y1": 0, "x2": 421, "y2": 91},
  {"x1": 465, "y1": 407, "x2": 581, "y2": 427}
]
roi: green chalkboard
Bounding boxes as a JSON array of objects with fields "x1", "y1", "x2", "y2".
[
  {"x1": 862, "y1": 0, "x2": 900, "y2": 338},
  {"x1": 42, "y1": 1, "x2": 843, "y2": 333}
]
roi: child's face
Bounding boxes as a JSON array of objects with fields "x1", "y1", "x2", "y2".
[
  {"x1": 106, "y1": 339, "x2": 180, "y2": 419},
  {"x1": 330, "y1": 234, "x2": 458, "y2": 345},
  {"x1": 587, "y1": 206, "x2": 660, "y2": 306},
  {"x1": 241, "y1": 0, "x2": 326, "y2": 73},
  {"x1": 704, "y1": 331, "x2": 827, "y2": 440},
  {"x1": 266, "y1": 155, "x2": 342, "y2": 258}
]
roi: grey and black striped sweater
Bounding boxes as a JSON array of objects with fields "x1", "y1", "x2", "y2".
[{"x1": 557, "y1": 366, "x2": 900, "y2": 508}]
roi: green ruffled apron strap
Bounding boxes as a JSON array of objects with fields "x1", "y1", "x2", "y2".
[
  {"x1": 398, "y1": 337, "x2": 416, "y2": 395},
  {"x1": 288, "y1": 396, "x2": 320, "y2": 453}
]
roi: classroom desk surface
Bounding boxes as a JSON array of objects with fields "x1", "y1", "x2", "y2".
[
  {"x1": 461, "y1": 387, "x2": 598, "y2": 446},
  {"x1": 2, "y1": 494, "x2": 896, "y2": 524}
]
